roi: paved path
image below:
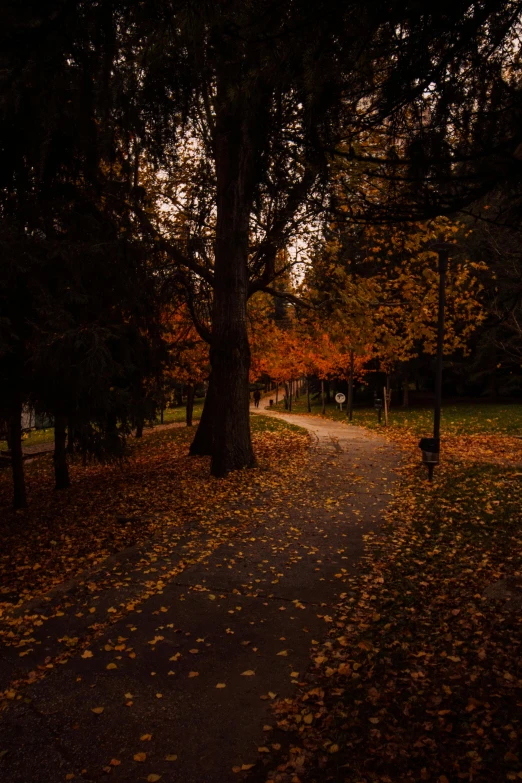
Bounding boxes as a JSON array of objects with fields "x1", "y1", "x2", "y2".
[{"x1": 0, "y1": 411, "x2": 399, "y2": 783}]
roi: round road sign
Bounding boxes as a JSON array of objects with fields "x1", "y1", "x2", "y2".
[{"x1": 335, "y1": 392, "x2": 346, "y2": 404}]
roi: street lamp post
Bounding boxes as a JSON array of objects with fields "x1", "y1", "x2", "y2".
[
  {"x1": 419, "y1": 244, "x2": 450, "y2": 481},
  {"x1": 433, "y1": 248, "x2": 449, "y2": 450}
]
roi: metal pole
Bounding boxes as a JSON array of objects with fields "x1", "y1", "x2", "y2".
[
  {"x1": 433, "y1": 249, "x2": 448, "y2": 449},
  {"x1": 347, "y1": 349, "x2": 354, "y2": 421}
]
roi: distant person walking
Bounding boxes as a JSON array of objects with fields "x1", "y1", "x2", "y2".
[{"x1": 253, "y1": 389, "x2": 261, "y2": 408}]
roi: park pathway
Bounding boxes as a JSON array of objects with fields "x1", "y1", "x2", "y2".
[{"x1": 0, "y1": 410, "x2": 399, "y2": 783}]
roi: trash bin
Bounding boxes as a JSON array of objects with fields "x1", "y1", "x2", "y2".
[{"x1": 418, "y1": 437, "x2": 440, "y2": 465}]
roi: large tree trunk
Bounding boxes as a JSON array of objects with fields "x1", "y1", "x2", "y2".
[
  {"x1": 190, "y1": 373, "x2": 215, "y2": 455},
  {"x1": 54, "y1": 413, "x2": 70, "y2": 490},
  {"x1": 186, "y1": 384, "x2": 195, "y2": 427},
  {"x1": 67, "y1": 417, "x2": 75, "y2": 454},
  {"x1": 402, "y1": 373, "x2": 409, "y2": 408},
  {"x1": 209, "y1": 79, "x2": 257, "y2": 477},
  {"x1": 10, "y1": 399, "x2": 27, "y2": 510}
]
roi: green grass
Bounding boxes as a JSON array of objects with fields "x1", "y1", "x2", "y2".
[
  {"x1": 0, "y1": 427, "x2": 55, "y2": 452},
  {"x1": 268, "y1": 397, "x2": 522, "y2": 436},
  {"x1": 158, "y1": 399, "x2": 205, "y2": 424},
  {"x1": 250, "y1": 413, "x2": 306, "y2": 434}
]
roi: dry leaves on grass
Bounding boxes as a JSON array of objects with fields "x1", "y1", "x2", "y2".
[{"x1": 265, "y1": 457, "x2": 522, "y2": 783}]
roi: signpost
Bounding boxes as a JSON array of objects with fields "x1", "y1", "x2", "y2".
[{"x1": 335, "y1": 392, "x2": 346, "y2": 411}]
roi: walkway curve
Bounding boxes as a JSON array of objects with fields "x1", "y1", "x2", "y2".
[{"x1": 0, "y1": 410, "x2": 399, "y2": 783}]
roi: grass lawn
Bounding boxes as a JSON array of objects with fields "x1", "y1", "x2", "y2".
[
  {"x1": 269, "y1": 397, "x2": 522, "y2": 436},
  {"x1": 0, "y1": 427, "x2": 56, "y2": 453},
  {"x1": 269, "y1": 399, "x2": 522, "y2": 782},
  {"x1": 158, "y1": 398, "x2": 205, "y2": 424},
  {"x1": 0, "y1": 400, "x2": 206, "y2": 452}
]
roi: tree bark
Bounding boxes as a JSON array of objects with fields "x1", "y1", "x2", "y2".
[
  {"x1": 321, "y1": 379, "x2": 326, "y2": 415},
  {"x1": 67, "y1": 418, "x2": 75, "y2": 454},
  {"x1": 135, "y1": 417, "x2": 144, "y2": 438},
  {"x1": 190, "y1": 372, "x2": 215, "y2": 455},
  {"x1": 54, "y1": 413, "x2": 70, "y2": 490},
  {"x1": 347, "y1": 349, "x2": 354, "y2": 421},
  {"x1": 209, "y1": 78, "x2": 257, "y2": 477},
  {"x1": 10, "y1": 399, "x2": 27, "y2": 510},
  {"x1": 186, "y1": 384, "x2": 195, "y2": 427},
  {"x1": 307, "y1": 378, "x2": 311, "y2": 412},
  {"x1": 402, "y1": 373, "x2": 409, "y2": 408}
]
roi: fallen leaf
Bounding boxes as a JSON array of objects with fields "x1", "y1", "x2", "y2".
[
  {"x1": 241, "y1": 670, "x2": 255, "y2": 676},
  {"x1": 91, "y1": 707, "x2": 104, "y2": 714},
  {"x1": 133, "y1": 752, "x2": 146, "y2": 762}
]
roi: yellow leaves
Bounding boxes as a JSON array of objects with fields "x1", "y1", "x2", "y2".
[
  {"x1": 147, "y1": 776, "x2": 161, "y2": 782},
  {"x1": 189, "y1": 648, "x2": 199, "y2": 654},
  {"x1": 148, "y1": 636, "x2": 164, "y2": 645},
  {"x1": 328, "y1": 744, "x2": 339, "y2": 753},
  {"x1": 188, "y1": 671, "x2": 199, "y2": 678},
  {"x1": 169, "y1": 653, "x2": 181, "y2": 661},
  {"x1": 106, "y1": 663, "x2": 117, "y2": 670},
  {"x1": 241, "y1": 670, "x2": 255, "y2": 677},
  {"x1": 124, "y1": 692, "x2": 133, "y2": 699},
  {"x1": 303, "y1": 713, "x2": 313, "y2": 724},
  {"x1": 81, "y1": 650, "x2": 93, "y2": 659},
  {"x1": 91, "y1": 707, "x2": 104, "y2": 714},
  {"x1": 276, "y1": 650, "x2": 288, "y2": 656},
  {"x1": 232, "y1": 763, "x2": 255, "y2": 773},
  {"x1": 165, "y1": 755, "x2": 178, "y2": 761},
  {"x1": 216, "y1": 683, "x2": 226, "y2": 689},
  {"x1": 109, "y1": 759, "x2": 121, "y2": 766},
  {"x1": 140, "y1": 734, "x2": 152, "y2": 741},
  {"x1": 133, "y1": 752, "x2": 146, "y2": 762}
]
